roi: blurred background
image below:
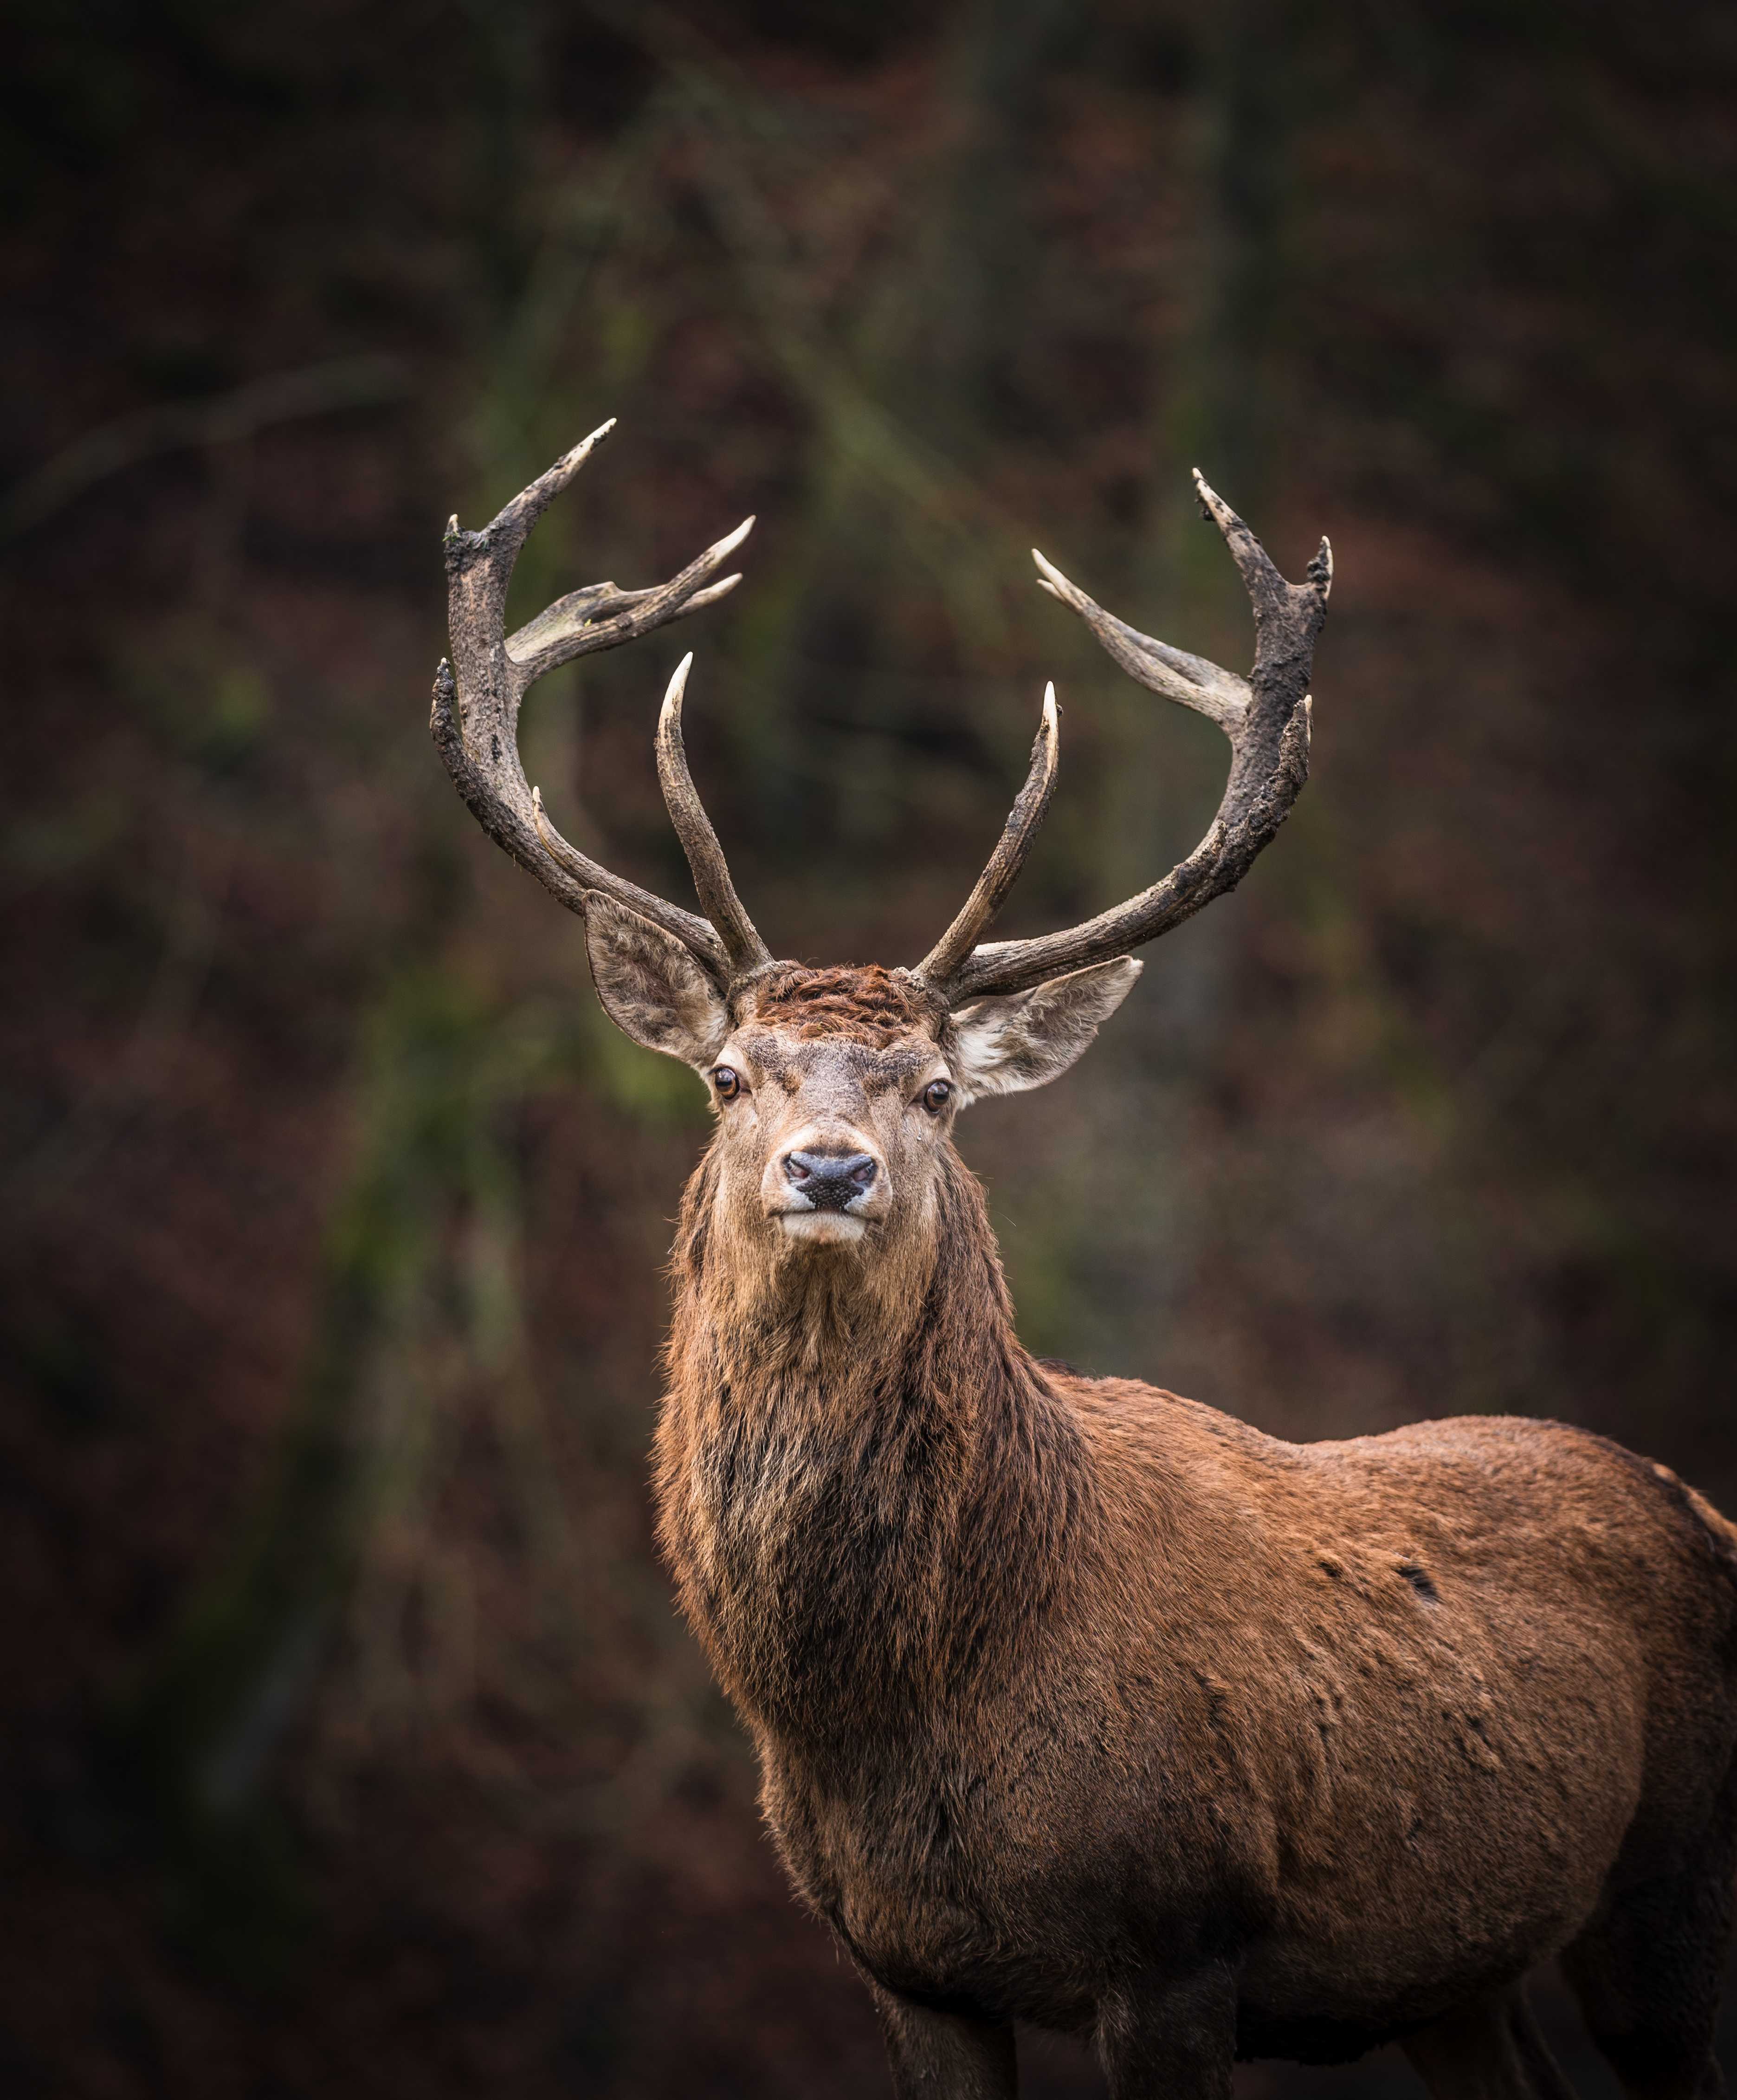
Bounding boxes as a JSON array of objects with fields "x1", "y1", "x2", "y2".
[{"x1": 2, "y1": 1, "x2": 1734, "y2": 2093}]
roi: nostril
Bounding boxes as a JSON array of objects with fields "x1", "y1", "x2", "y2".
[{"x1": 784, "y1": 1151, "x2": 879, "y2": 1210}]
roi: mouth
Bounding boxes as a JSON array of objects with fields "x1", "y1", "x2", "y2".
[{"x1": 774, "y1": 1211, "x2": 869, "y2": 1246}]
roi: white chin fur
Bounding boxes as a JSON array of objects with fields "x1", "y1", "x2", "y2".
[{"x1": 776, "y1": 1211, "x2": 867, "y2": 1246}]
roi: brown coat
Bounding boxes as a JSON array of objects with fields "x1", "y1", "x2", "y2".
[{"x1": 657, "y1": 1144, "x2": 1737, "y2": 2081}]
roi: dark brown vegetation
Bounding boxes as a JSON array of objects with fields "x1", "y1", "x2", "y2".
[{"x1": 2, "y1": 2, "x2": 1736, "y2": 2095}]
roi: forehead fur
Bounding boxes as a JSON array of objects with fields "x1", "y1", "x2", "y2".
[{"x1": 742, "y1": 963, "x2": 941, "y2": 1047}]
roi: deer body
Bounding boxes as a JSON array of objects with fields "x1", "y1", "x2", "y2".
[
  {"x1": 435, "y1": 427, "x2": 1737, "y2": 2095},
  {"x1": 658, "y1": 1080, "x2": 1737, "y2": 2081}
]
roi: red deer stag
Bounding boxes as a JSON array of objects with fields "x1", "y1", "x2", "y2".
[{"x1": 433, "y1": 422, "x2": 1737, "y2": 2100}]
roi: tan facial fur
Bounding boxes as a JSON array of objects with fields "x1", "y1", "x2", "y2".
[
  {"x1": 686, "y1": 971, "x2": 958, "y2": 1353},
  {"x1": 717, "y1": 1026, "x2": 946, "y2": 1232}
]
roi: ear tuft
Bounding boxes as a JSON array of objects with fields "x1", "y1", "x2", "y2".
[
  {"x1": 583, "y1": 894, "x2": 731, "y2": 1066},
  {"x1": 948, "y1": 957, "x2": 1141, "y2": 1102}
]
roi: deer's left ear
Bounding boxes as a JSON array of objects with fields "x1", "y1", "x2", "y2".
[{"x1": 947, "y1": 957, "x2": 1142, "y2": 1102}]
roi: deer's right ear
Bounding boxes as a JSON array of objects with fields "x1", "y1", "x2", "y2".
[{"x1": 582, "y1": 894, "x2": 731, "y2": 1067}]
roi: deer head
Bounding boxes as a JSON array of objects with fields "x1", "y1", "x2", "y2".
[{"x1": 432, "y1": 423, "x2": 1330, "y2": 1292}]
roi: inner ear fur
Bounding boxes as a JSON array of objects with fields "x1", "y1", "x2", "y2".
[
  {"x1": 583, "y1": 893, "x2": 731, "y2": 1067},
  {"x1": 947, "y1": 957, "x2": 1142, "y2": 1102}
]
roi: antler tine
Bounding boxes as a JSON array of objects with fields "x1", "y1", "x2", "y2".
[
  {"x1": 934, "y1": 475, "x2": 1330, "y2": 1005},
  {"x1": 433, "y1": 424, "x2": 760, "y2": 986},
  {"x1": 655, "y1": 654, "x2": 773, "y2": 977},
  {"x1": 914, "y1": 685, "x2": 1061, "y2": 985},
  {"x1": 1031, "y1": 550, "x2": 1249, "y2": 734}
]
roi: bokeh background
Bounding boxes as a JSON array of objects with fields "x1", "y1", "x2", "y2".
[{"x1": 3, "y1": 2, "x2": 1734, "y2": 2093}]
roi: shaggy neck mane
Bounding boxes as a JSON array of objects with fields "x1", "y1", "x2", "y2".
[{"x1": 655, "y1": 1142, "x2": 1098, "y2": 1755}]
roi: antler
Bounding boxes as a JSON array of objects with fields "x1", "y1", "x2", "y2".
[
  {"x1": 914, "y1": 684, "x2": 1060, "y2": 985},
  {"x1": 653, "y1": 653, "x2": 772, "y2": 978},
  {"x1": 434, "y1": 444, "x2": 1326, "y2": 1013},
  {"x1": 431, "y1": 421, "x2": 764, "y2": 989},
  {"x1": 917, "y1": 473, "x2": 1330, "y2": 1005}
]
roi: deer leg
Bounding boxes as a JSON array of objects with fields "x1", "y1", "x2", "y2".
[
  {"x1": 1561, "y1": 1856, "x2": 1734, "y2": 2100},
  {"x1": 1402, "y1": 1986, "x2": 1576, "y2": 2100},
  {"x1": 1509, "y1": 1991, "x2": 1580, "y2": 2100},
  {"x1": 870, "y1": 1988, "x2": 1016, "y2": 2100},
  {"x1": 1093, "y1": 1962, "x2": 1238, "y2": 2100}
]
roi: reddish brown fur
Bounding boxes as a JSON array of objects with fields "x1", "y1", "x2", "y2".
[
  {"x1": 745, "y1": 962, "x2": 942, "y2": 1044},
  {"x1": 652, "y1": 970, "x2": 1737, "y2": 2100}
]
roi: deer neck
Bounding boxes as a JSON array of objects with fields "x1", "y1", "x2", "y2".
[{"x1": 655, "y1": 1146, "x2": 1094, "y2": 1751}]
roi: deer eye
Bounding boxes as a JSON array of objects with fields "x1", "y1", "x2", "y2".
[
  {"x1": 922, "y1": 1078, "x2": 952, "y2": 1114},
  {"x1": 712, "y1": 1066, "x2": 743, "y2": 1102}
]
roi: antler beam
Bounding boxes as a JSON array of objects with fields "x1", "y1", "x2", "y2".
[
  {"x1": 922, "y1": 473, "x2": 1330, "y2": 1005},
  {"x1": 430, "y1": 421, "x2": 763, "y2": 988}
]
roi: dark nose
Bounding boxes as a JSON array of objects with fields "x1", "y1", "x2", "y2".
[{"x1": 784, "y1": 1150, "x2": 878, "y2": 1212}]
